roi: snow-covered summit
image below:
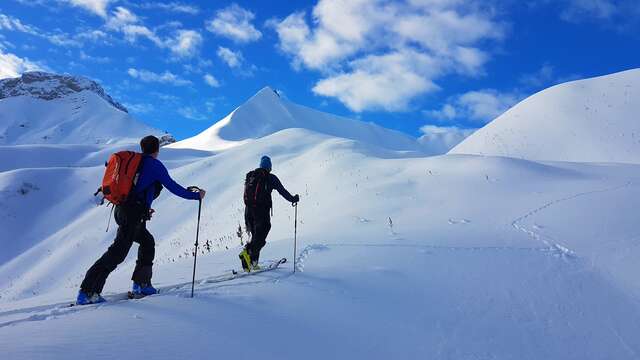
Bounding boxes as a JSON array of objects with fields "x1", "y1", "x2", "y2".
[
  {"x1": 450, "y1": 68, "x2": 640, "y2": 163},
  {"x1": 170, "y1": 86, "x2": 423, "y2": 152},
  {"x1": 0, "y1": 72, "x2": 173, "y2": 146},
  {"x1": 0, "y1": 72, "x2": 127, "y2": 113}
]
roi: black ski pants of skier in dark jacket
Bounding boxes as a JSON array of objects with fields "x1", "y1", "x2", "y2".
[
  {"x1": 80, "y1": 201, "x2": 155, "y2": 295},
  {"x1": 244, "y1": 206, "x2": 271, "y2": 263}
]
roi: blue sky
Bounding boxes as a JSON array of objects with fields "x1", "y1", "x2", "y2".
[{"x1": 0, "y1": 0, "x2": 638, "y2": 141}]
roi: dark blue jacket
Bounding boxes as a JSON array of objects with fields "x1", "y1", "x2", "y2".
[
  {"x1": 133, "y1": 156, "x2": 200, "y2": 207},
  {"x1": 266, "y1": 173, "x2": 296, "y2": 203}
]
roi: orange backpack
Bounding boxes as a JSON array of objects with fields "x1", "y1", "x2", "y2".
[{"x1": 97, "y1": 151, "x2": 143, "y2": 205}]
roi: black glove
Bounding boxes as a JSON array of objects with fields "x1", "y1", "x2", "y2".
[{"x1": 292, "y1": 194, "x2": 300, "y2": 203}]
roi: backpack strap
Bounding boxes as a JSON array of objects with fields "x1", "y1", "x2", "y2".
[{"x1": 128, "y1": 155, "x2": 149, "y2": 205}]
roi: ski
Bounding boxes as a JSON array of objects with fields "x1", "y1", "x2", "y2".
[
  {"x1": 127, "y1": 291, "x2": 151, "y2": 300},
  {"x1": 228, "y1": 257, "x2": 286, "y2": 277},
  {"x1": 68, "y1": 258, "x2": 287, "y2": 306}
]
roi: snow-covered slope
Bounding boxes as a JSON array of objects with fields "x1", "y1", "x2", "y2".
[
  {"x1": 450, "y1": 69, "x2": 640, "y2": 163},
  {"x1": 3, "y1": 73, "x2": 640, "y2": 359},
  {"x1": 170, "y1": 87, "x2": 423, "y2": 152},
  {"x1": 0, "y1": 72, "x2": 173, "y2": 145},
  {"x1": 2, "y1": 131, "x2": 640, "y2": 359}
]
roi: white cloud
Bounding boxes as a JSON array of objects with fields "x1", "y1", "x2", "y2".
[
  {"x1": 206, "y1": 4, "x2": 262, "y2": 43},
  {"x1": 203, "y1": 73, "x2": 220, "y2": 88},
  {"x1": 0, "y1": 36, "x2": 13, "y2": 51},
  {"x1": 67, "y1": 0, "x2": 112, "y2": 18},
  {"x1": 76, "y1": 29, "x2": 109, "y2": 42},
  {"x1": 137, "y1": 2, "x2": 200, "y2": 15},
  {"x1": 518, "y1": 64, "x2": 583, "y2": 89},
  {"x1": 125, "y1": 25, "x2": 164, "y2": 46},
  {"x1": 106, "y1": 6, "x2": 138, "y2": 29},
  {"x1": 127, "y1": 68, "x2": 191, "y2": 86},
  {"x1": 313, "y1": 50, "x2": 440, "y2": 112},
  {"x1": 0, "y1": 12, "x2": 110, "y2": 48},
  {"x1": 79, "y1": 50, "x2": 110, "y2": 63},
  {"x1": 105, "y1": 7, "x2": 202, "y2": 58},
  {"x1": 270, "y1": 11, "x2": 358, "y2": 70},
  {"x1": 166, "y1": 30, "x2": 202, "y2": 58},
  {"x1": 0, "y1": 14, "x2": 39, "y2": 35},
  {"x1": 183, "y1": 59, "x2": 213, "y2": 74},
  {"x1": 418, "y1": 125, "x2": 476, "y2": 155},
  {"x1": 0, "y1": 13, "x2": 80, "y2": 47},
  {"x1": 13, "y1": 0, "x2": 48, "y2": 5},
  {"x1": 426, "y1": 89, "x2": 522, "y2": 124},
  {"x1": 46, "y1": 33, "x2": 83, "y2": 47},
  {"x1": 217, "y1": 46, "x2": 243, "y2": 68},
  {"x1": 561, "y1": 0, "x2": 617, "y2": 21},
  {"x1": 271, "y1": 0, "x2": 504, "y2": 112},
  {"x1": 205, "y1": 100, "x2": 216, "y2": 112},
  {"x1": 125, "y1": 102, "x2": 154, "y2": 113},
  {"x1": 0, "y1": 50, "x2": 44, "y2": 79},
  {"x1": 518, "y1": 64, "x2": 555, "y2": 88},
  {"x1": 105, "y1": 7, "x2": 159, "y2": 45},
  {"x1": 457, "y1": 90, "x2": 521, "y2": 121},
  {"x1": 532, "y1": 0, "x2": 640, "y2": 29},
  {"x1": 178, "y1": 106, "x2": 210, "y2": 121}
]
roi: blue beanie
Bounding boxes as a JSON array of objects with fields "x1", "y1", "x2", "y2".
[{"x1": 260, "y1": 155, "x2": 272, "y2": 170}]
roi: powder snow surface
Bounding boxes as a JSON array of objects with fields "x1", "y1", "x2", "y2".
[{"x1": 2, "y1": 71, "x2": 640, "y2": 360}]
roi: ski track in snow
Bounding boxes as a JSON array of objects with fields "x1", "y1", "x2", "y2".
[
  {"x1": 295, "y1": 244, "x2": 330, "y2": 272},
  {"x1": 511, "y1": 181, "x2": 635, "y2": 259},
  {"x1": 3, "y1": 182, "x2": 636, "y2": 329},
  {"x1": 293, "y1": 241, "x2": 575, "y2": 275},
  {"x1": 4, "y1": 237, "x2": 575, "y2": 328},
  {"x1": 0, "y1": 262, "x2": 291, "y2": 328}
]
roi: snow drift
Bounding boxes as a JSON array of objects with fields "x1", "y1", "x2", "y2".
[{"x1": 450, "y1": 69, "x2": 640, "y2": 164}]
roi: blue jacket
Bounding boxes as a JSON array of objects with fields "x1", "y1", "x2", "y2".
[
  {"x1": 266, "y1": 173, "x2": 296, "y2": 203},
  {"x1": 133, "y1": 156, "x2": 200, "y2": 207}
]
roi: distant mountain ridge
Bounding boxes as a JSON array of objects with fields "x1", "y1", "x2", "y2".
[
  {"x1": 0, "y1": 72, "x2": 128, "y2": 113},
  {"x1": 0, "y1": 72, "x2": 173, "y2": 146}
]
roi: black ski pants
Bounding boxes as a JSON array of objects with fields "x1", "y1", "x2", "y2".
[
  {"x1": 80, "y1": 202, "x2": 155, "y2": 294},
  {"x1": 244, "y1": 206, "x2": 271, "y2": 263}
]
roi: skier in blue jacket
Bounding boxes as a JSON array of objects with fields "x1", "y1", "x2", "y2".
[{"x1": 77, "y1": 135, "x2": 206, "y2": 305}]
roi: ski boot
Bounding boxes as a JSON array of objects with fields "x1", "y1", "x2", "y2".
[
  {"x1": 251, "y1": 260, "x2": 261, "y2": 271},
  {"x1": 76, "y1": 290, "x2": 106, "y2": 305},
  {"x1": 129, "y1": 282, "x2": 158, "y2": 299},
  {"x1": 239, "y1": 249, "x2": 252, "y2": 272}
]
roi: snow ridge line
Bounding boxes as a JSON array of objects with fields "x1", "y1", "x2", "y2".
[{"x1": 511, "y1": 181, "x2": 634, "y2": 258}]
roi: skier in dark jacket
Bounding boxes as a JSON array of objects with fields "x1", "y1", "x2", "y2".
[
  {"x1": 76, "y1": 135, "x2": 206, "y2": 305},
  {"x1": 239, "y1": 156, "x2": 299, "y2": 271}
]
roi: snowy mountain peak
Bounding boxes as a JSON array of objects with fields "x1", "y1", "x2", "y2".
[
  {"x1": 170, "y1": 86, "x2": 423, "y2": 153},
  {"x1": 253, "y1": 86, "x2": 281, "y2": 100},
  {"x1": 0, "y1": 71, "x2": 128, "y2": 113}
]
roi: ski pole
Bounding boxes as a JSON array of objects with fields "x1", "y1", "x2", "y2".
[
  {"x1": 188, "y1": 186, "x2": 202, "y2": 298},
  {"x1": 293, "y1": 202, "x2": 298, "y2": 273}
]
